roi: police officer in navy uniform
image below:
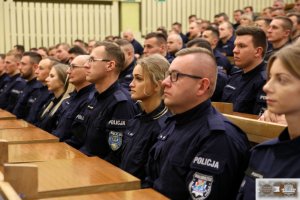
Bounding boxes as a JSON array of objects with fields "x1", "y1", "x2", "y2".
[
  {"x1": 0, "y1": 50, "x2": 26, "y2": 111},
  {"x1": 12, "y1": 52, "x2": 43, "y2": 119},
  {"x1": 202, "y1": 26, "x2": 232, "y2": 75},
  {"x1": 52, "y1": 55, "x2": 95, "y2": 141},
  {"x1": 25, "y1": 57, "x2": 58, "y2": 124},
  {"x1": 216, "y1": 22, "x2": 236, "y2": 56},
  {"x1": 0, "y1": 54, "x2": 10, "y2": 92},
  {"x1": 120, "y1": 54, "x2": 171, "y2": 184},
  {"x1": 146, "y1": 47, "x2": 250, "y2": 200},
  {"x1": 237, "y1": 41, "x2": 300, "y2": 200},
  {"x1": 122, "y1": 30, "x2": 144, "y2": 59},
  {"x1": 221, "y1": 26, "x2": 267, "y2": 115},
  {"x1": 115, "y1": 39, "x2": 136, "y2": 91},
  {"x1": 67, "y1": 42, "x2": 137, "y2": 166},
  {"x1": 36, "y1": 63, "x2": 71, "y2": 133}
]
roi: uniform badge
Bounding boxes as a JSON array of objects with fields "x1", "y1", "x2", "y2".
[
  {"x1": 108, "y1": 131, "x2": 123, "y2": 151},
  {"x1": 189, "y1": 172, "x2": 213, "y2": 200}
]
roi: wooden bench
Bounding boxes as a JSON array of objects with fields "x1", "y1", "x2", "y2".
[
  {"x1": 2, "y1": 157, "x2": 140, "y2": 199},
  {"x1": 0, "y1": 182, "x2": 22, "y2": 200},
  {"x1": 212, "y1": 102, "x2": 233, "y2": 114},
  {"x1": 0, "y1": 127, "x2": 58, "y2": 144},
  {"x1": 0, "y1": 141, "x2": 86, "y2": 164},
  {"x1": 39, "y1": 188, "x2": 169, "y2": 200},
  {"x1": 224, "y1": 114, "x2": 286, "y2": 144}
]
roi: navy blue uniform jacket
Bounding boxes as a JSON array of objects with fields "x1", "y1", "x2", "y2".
[{"x1": 146, "y1": 100, "x2": 250, "y2": 200}]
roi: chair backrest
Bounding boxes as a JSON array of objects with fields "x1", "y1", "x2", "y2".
[
  {"x1": 0, "y1": 182, "x2": 22, "y2": 200},
  {"x1": 212, "y1": 102, "x2": 233, "y2": 114},
  {"x1": 0, "y1": 140, "x2": 8, "y2": 164},
  {"x1": 224, "y1": 113, "x2": 286, "y2": 144}
]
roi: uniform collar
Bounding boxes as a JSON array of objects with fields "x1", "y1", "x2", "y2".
[
  {"x1": 95, "y1": 81, "x2": 119, "y2": 99},
  {"x1": 136, "y1": 101, "x2": 168, "y2": 121},
  {"x1": 168, "y1": 99, "x2": 211, "y2": 125},
  {"x1": 256, "y1": 128, "x2": 300, "y2": 151},
  {"x1": 242, "y1": 61, "x2": 266, "y2": 78},
  {"x1": 70, "y1": 84, "x2": 94, "y2": 98},
  {"x1": 10, "y1": 73, "x2": 20, "y2": 80},
  {"x1": 119, "y1": 59, "x2": 136, "y2": 79}
]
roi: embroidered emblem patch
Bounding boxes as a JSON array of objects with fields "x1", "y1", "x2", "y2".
[
  {"x1": 189, "y1": 172, "x2": 213, "y2": 200},
  {"x1": 108, "y1": 131, "x2": 123, "y2": 151}
]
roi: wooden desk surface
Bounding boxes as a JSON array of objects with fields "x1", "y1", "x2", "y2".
[
  {"x1": 40, "y1": 189, "x2": 169, "y2": 200},
  {"x1": 4, "y1": 157, "x2": 140, "y2": 199},
  {"x1": 8, "y1": 142, "x2": 86, "y2": 163},
  {"x1": 0, "y1": 110, "x2": 16, "y2": 120},
  {"x1": 0, "y1": 119, "x2": 31, "y2": 129},
  {"x1": 0, "y1": 127, "x2": 58, "y2": 144}
]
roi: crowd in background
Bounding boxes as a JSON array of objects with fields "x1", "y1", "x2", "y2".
[{"x1": 0, "y1": 0, "x2": 300, "y2": 199}]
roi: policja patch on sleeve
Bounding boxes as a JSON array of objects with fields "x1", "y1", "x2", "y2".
[
  {"x1": 189, "y1": 172, "x2": 213, "y2": 200},
  {"x1": 108, "y1": 131, "x2": 123, "y2": 151}
]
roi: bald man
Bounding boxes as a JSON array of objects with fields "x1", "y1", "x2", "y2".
[
  {"x1": 52, "y1": 55, "x2": 95, "y2": 141},
  {"x1": 167, "y1": 33, "x2": 183, "y2": 60},
  {"x1": 146, "y1": 47, "x2": 249, "y2": 200},
  {"x1": 123, "y1": 30, "x2": 144, "y2": 58}
]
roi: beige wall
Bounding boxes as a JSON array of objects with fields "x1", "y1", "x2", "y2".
[{"x1": 0, "y1": 0, "x2": 119, "y2": 52}]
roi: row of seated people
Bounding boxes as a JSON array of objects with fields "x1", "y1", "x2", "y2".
[{"x1": 0, "y1": 31, "x2": 299, "y2": 199}]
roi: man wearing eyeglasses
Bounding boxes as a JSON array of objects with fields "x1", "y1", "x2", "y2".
[
  {"x1": 66, "y1": 42, "x2": 137, "y2": 166},
  {"x1": 146, "y1": 47, "x2": 250, "y2": 200},
  {"x1": 52, "y1": 55, "x2": 94, "y2": 141}
]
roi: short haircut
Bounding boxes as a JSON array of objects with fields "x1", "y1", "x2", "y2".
[
  {"x1": 175, "y1": 47, "x2": 217, "y2": 96},
  {"x1": 115, "y1": 39, "x2": 134, "y2": 53},
  {"x1": 273, "y1": 16, "x2": 293, "y2": 31},
  {"x1": 268, "y1": 40, "x2": 300, "y2": 79},
  {"x1": 56, "y1": 43, "x2": 70, "y2": 50},
  {"x1": 156, "y1": 26, "x2": 168, "y2": 38},
  {"x1": 38, "y1": 47, "x2": 48, "y2": 54},
  {"x1": 236, "y1": 26, "x2": 267, "y2": 56},
  {"x1": 14, "y1": 45, "x2": 25, "y2": 54},
  {"x1": 44, "y1": 57, "x2": 60, "y2": 69},
  {"x1": 68, "y1": 46, "x2": 87, "y2": 55},
  {"x1": 23, "y1": 51, "x2": 42, "y2": 64},
  {"x1": 206, "y1": 26, "x2": 220, "y2": 39},
  {"x1": 244, "y1": 6, "x2": 253, "y2": 11},
  {"x1": 94, "y1": 41, "x2": 125, "y2": 73},
  {"x1": 189, "y1": 14, "x2": 197, "y2": 19},
  {"x1": 74, "y1": 39, "x2": 84, "y2": 44},
  {"x1": 234, "y1": 9, "x2": 244, "y2": 14},
  {"x1": 172, "y1": 22, "x2": 182, "y2": 28},
  {"x1": 145, "y1": 32, "x2": 167, "y2": 45},
  {"x1": 6, "y1": 50, "x2": 22, "y2": 61},
  {"x1": 0, "y1": 54, "x2": 5, "y2": 60},
  {"x1": 186, "y1": 38, "x2": 213, "y2": 53},
  {"x1": 217, "y1": 12, "x2": 229, "y2": 21},
  {"x1": 287, "y1": 12, "x2": 300, "y2": 25},
  {"x1": 255, "y1": 17, "x2": 272, "y2": 26}
]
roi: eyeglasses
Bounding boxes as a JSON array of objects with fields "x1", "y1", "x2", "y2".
[
  {"x1": 165, "y1": 71, "x2": 203, "y2": 82},
  {"x1": 68, "y1": 64, "x2": 85, "y2": 70},
  {"x1": 88, "y1": 56, "x2": 111, "y2": 63}
]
